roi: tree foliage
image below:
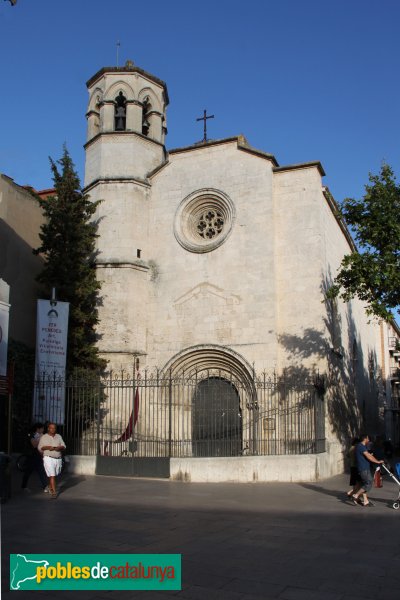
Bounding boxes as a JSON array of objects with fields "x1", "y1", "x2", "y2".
[
  {"x1": 34, "y1": 146, "x2": 105, "y2": 372},
  {"x1": 329, "y1": 164, "x2": 400, "y2": 320}
]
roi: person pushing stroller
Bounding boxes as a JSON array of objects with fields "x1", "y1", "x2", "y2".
[{"x1": 351, "y1": 433, "x2": 384, "y2": 507}]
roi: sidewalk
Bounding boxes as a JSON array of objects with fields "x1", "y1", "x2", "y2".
[{"x1": 2, "y1": 469, "x2": 400, "y2": 600}]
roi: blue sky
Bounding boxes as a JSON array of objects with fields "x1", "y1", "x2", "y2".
[{"x1": 1, "y1": 0, "x2": 400, "y2": 207}]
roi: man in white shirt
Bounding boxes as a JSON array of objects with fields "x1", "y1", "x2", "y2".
[{"x1": 38, "y1": 422, "x2": 66, "y2": 499}]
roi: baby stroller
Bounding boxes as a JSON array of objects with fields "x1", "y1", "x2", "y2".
[{"x1": 379, "y1": 463, "x2": 400, "y2": 510}]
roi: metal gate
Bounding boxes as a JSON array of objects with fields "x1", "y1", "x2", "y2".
[
  {"x1": 192, "y1": 377, "x2": 242, "y2": 457},
  {"x1": 33, "y1": 368, "x2": 326, "y2": 478}
]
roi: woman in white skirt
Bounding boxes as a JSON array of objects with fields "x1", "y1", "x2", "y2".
[{"x1": 38, "y1": 422, "x2": 66, "y2": 499}]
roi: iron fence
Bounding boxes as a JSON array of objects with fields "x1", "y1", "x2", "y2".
[{"x1": 33, "y1": 369, "x2": 326, "y2": 458}]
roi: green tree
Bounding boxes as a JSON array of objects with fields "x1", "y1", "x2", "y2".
[
  {"x1": 329, "y1": 163, "x2": 400, "y2": 320},
  {"x1": 34, "y1": 146, "x2": 105, "y2": 372}
]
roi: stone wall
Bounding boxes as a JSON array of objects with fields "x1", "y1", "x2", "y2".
[{"x1": 148, "y1": 140, "x2": 277, "y2": 370}]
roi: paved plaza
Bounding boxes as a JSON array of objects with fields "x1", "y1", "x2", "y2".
[{"x1": 2, "y1": 467, "x2": 400, "y2": 600}]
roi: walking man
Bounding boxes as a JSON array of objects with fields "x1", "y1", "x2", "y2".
[
  {"x1": 352, "y1": 433, "x2": 384, "y2": 507},
  {"x1": 38, "y1": 422, "x2": 66, "y2": 499}
]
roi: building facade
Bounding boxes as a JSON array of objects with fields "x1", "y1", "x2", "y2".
[
  {"x1": 83, "y1": 62, "x2": 392, "y2": 478},
  {"x1": 0, "y1": 174, "x2": 44, "y2": 347}
]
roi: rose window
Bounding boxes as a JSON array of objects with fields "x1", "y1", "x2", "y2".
[
  {"x1": 197, "y1": 210, "x2": 224, "y2": 239},
  {"x1": 174, "y1": 189, "x2": 235, "y2": 253}
]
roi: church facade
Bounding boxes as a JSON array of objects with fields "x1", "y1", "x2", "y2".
[{"x1": 83, "y1": 62, "x2": 392, "y2": 479}]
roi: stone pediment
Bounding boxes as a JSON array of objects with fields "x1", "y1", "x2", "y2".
[{"x1": 174, "y1": 282, "x2": 241, "y2": 308}]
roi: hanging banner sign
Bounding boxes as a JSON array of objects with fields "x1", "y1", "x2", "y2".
[
  {"x1": 33, "y1": 299, "x2": 69, "y2": 424},
  {"x1": 0, "y1": 300, "x2": 10, "y2": 377}
]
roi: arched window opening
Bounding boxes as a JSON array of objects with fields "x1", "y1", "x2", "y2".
[
  {"x1": 142, "y1": 96, "x2": 151, "y2": 136},
  {"x1": 94, "y1": 95, "x2": 101, "y2": 131},
  {"x1": 114, "y1": 91, "x2": 127, "y2": 131},
  {"x1": 192, "y1": 377, "x2": 242, "y2": 457}
]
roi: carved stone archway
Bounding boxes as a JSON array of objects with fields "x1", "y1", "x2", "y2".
[
  {"x1": 162, "y1": 345, "x2": 257, "y2": 456},
  {"x1": 162, "y1": 344, "x2": 255, "y2": 391}
]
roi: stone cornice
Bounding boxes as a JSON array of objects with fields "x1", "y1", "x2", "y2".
[
  {"x1": 96, "y1": 260, "x2": 150, "y2": 272},
  {"x1": 98, "y1": 350, "x2": 147, "y2": 356},
  {"x1": 169, "y1": 136, "x2": 240, "y2": 155},
  {"x1": 83, "y1": 176, "x2": 151, "y2": 193},
  {"x1": 147, "y1": 160, "x2": 170, "y2": 179},
  {"x1": 100, "y1": 99, "x2": 143, "y2": 106},
  {"x1": 86, "y1": 66, "x2": 169, "y2": 105},
  {"x1": 84, "y1": 130, "x2": 166, "y2": 151},
  {"x1": 169, "y1": 136, "x2": 278, "y2": 167},
  {"x1": 237, "y1": 137, "x2": 279, "y2": 166},
  {"x1": 273, "y1": 161, "x2": 326, "y2": 177},
  {"x1": 322, "y1": 186, "x2": 357, "y2": 253}
]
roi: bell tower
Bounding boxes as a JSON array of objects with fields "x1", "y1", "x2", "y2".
[
  {"x1": 84, "y1": 59, "x2": 168, "y2": 186},
  {"x1": 83, "y1": 61, "x2": 168, "y2": 368}
]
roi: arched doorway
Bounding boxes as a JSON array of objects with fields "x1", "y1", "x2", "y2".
[
  {"x1": 192, "y1": 376, "x2": 242, "y2": 457},
  {"x1": 162, "y1": 344, "x2": 257, "y2": 456}
]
